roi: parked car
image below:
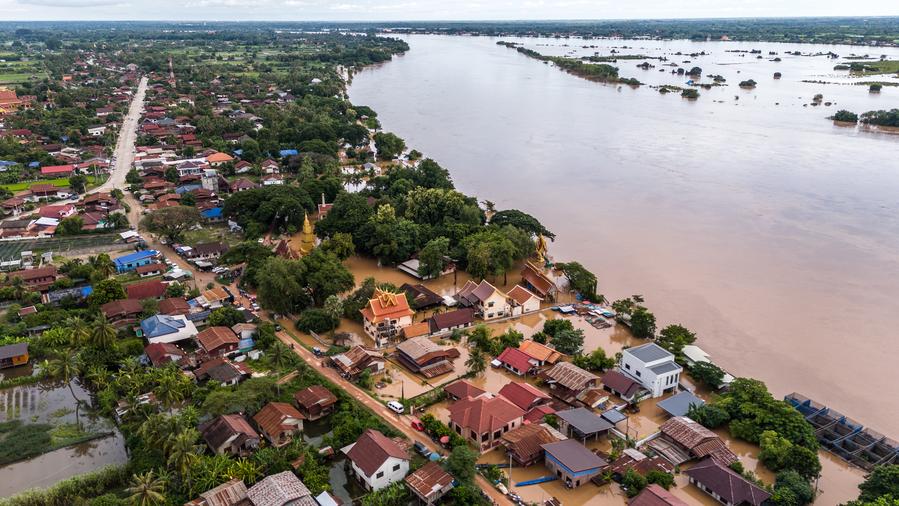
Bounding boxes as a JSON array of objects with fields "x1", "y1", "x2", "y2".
[
  {"x1": 387, "y1": 401, "x2": 404, "y2": 414},
  {"x1": 413, "y1": 441, "x2": 431, "y2": 458}
]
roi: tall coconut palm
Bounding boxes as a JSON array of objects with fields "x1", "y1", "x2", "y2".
[
  {"x1": 43, "y1": 353, "x2": 83, "y2": 427},
  {"x1": 66, "y1": 316, "x2": 91, "y2": 347},
  {"x1": 465, "y1": 349, "x2": 487, "y2": 376},
  {"x1": 155, "y1": 372, "x2": 187, "y2": 408},
  {"x1": 230, "y1": 458, "x2": 262, "y2": 485},
  {"x1": 166, "y1": 428, "x2": 201, "y2": 476},
  {"x1": 89, "y1": 315, "x2": 117, "y2": 348},
  {"x1": 125, "y1": 471, "x2": 167, "y2": 506},
  {"x1": 91, "y1": 253, "x2": 117, "y2": 279}
]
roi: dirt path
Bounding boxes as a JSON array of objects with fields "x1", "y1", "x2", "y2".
[{"x1": 275, "y1": 330, "x2": 511, "y2": 505}]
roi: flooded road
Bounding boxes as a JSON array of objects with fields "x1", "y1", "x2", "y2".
[{"x1": 348, "y1": 34, "x2": 899, "y2": 435}]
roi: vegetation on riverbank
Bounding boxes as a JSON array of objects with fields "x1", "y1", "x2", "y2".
[
  {"x1": 498, "y1": 41, "x2": 642, "y2": 86},
  {"x1": 0, "y1": 420, "x2": 110, "y2": 466}
]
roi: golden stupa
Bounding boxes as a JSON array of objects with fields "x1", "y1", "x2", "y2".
[{"x1": 298, "y1": 213, "x2": 316, "y2": 256}]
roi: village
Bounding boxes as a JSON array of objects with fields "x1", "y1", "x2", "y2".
[{"x1": 0, "y1": 25, "x2": 896, "y2": 506}]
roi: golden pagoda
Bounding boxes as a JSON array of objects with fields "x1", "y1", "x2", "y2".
[
  {"x1": 535, "y1": 234, "x2": 549, "y2": 265},
  {"x1": 298, "y1": 213, "x2": 316, "y2": 256}
]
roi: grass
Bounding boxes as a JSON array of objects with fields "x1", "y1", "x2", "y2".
[
  {"x1": 0, "y1": 175, "x2": 98, "y2": 192},
  {"x1": 0, "y1": 420, "x2": 111, "y2": 465},
  {"x1": 182, "y1": 226, "x2": 243, "y2": 247},
  {"x1": 850, "y1": 60, "x2": 899, "y2": 75},
  {"x1": 0, "y1": 73, "x2": 38, "y2": 84}
]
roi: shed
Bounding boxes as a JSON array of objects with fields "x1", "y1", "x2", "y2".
[
  {"x1": 556, "y1": 407, "x2": 613, "y2": 441},
  {"x1": 657, "y1": 390, "x2": 705, "y2": 418},
  {"x1": 404, "y1": 461, "x2": 454, "y2": 505},
  {"x1": 541, "y1": 439, "x2": 608, "y2": 488}
]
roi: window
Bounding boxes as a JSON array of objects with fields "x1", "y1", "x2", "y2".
[
  {"x1": 376, "y1": 471, "x2": 384, "y2": 479},
  {"x1": 393, "y1": 464, "x2": 400, "y2": 471},
  {"x1": 488, "y1": 301, "x2": 495, "y2": 307},
  {"x1": 493, "y1": 430, "x2": 501, "y2": 439},
  {"x1": 625, "y1": 363, "x2": 631, "y2": 370},
  {"x1": 481, "y1": 433, "x2": 488, "y2": 442},
  {"x1": 635, "y1": 371, "x2": 641, "y2": 377}
]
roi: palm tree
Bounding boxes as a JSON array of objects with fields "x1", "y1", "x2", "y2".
[
  {"x1": 165, "y1": 428, "x2": 201, "y2": 476},
  {"x1": 269, "y1": 342, "x2": 291, "y2": 369},
  {"x1": 465, "y1": 349, "x2": 487, "y2": 376},
  {"x1": 230, "y1": 458, "x2": 262, "y2": 485},
  {"x1": 83, "y1": 364, "x2": 110, "y2": 391},
  {"x1": 155, "y1": 372, "x2": 187, "y2": 408},
  {"x1": 125, "y1": 471, "x2": 167, "y2": 506},
  {"x1": 66, "y1": 316, "x2": 90, "y2": 347},
  {"x1": 90, "y1": 253, "x2": 117, "y2": 279},
  {"x1": 89, "y1": 315, "x2": 117, "y2": 348},
  {"x1": 43, "y1": 353, "x2": 83, "y2": 427}
]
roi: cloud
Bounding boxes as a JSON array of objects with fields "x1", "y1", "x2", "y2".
[{"x1": 16, "y1": 0, "x2": 123, "y2": 6}]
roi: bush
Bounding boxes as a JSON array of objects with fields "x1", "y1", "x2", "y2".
[
  {"x1": 830, "y1": 110, "x2": 859, "y2": 123},
  {"x1": 870, "y1": 83, "x2": 883, "y2": 92},
  {"x1": 1, "y1": 465, "x2": 130, "y2": 506},
  {"x1": 295, "y1": 308, "x2": 337, "y2": 334},
  {"x1": 681, "y1": 88, "x2": 700, "y2": 99},
  {"x1": 739, "y1": 79, "x2": 758, "y2": 88}
]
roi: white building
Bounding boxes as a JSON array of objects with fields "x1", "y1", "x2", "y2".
[
  {"x1": 619, "y1": 343, "x2": 682, "y2": 398},
  {"x1": 458, "y1": 279, "x2": 511, "y2": 320},
  {"x1": 343, "y1": 429, "x2": 410, "y2": 491}
]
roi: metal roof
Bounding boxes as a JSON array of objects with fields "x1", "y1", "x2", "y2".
[
  {"x1": 657, "y1": 391, "x2": 705, "y2": 418},
  {"x1": 556, "y1": 407, "x2": 613, "y2": 435},
  {"x1": 625, "y1": 343, "x2": 674, "y2": 363},
  {"x1": 650, "y1": 361, "x2": 682, "y2": 375}
]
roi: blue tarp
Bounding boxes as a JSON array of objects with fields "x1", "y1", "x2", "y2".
[
  {"x1": 278, "y1": 149, "x2": 298, "y2": 157},
  {"x1": 0, "y1": 160, "x2": 17, "y2": 167},
  {"x1": 201, "y1": 207, "x2": 223, "y2": 219},
  {"x1": 233, "y1": 149, "x2": 244, "y2": 156},
  {"x1": 28, "y1": 161, "x2": 40, "y2": 168}
]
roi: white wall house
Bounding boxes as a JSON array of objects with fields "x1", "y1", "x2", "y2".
[
  {"x1": 344, "y1": 429, "x2": 410, "y2": 491},
  {"x1": 619, "y1": 343, "x2": 682, "y2": 398}
]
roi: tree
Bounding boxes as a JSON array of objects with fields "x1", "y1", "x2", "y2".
[
  {"x1": 68, "y1": 174, "x2": 87, "y2": 194},
  {"x1": 556, "y1": 262, "x2": 598, "y2": 300},
  {"x1": 831, "y1": 110, "x2": 859, "y2": 122},
  {"x1": 255, "y1": 257, "x2": 311, "y2": 315},
  {"x1": 629, "y1": 307, "x2": 656, "y2": 339},
  {"x1": 125, "y1": 471, "x2": 167, "y2": 506},
  {"x1": 490, "y1": 209, "x2": 554, "y2": 238},
  {"x1": 141, "y1": 206, "x2": 201, "y2": 242},
  {"x1": 315, "y1": 193, "x2": 373, "y2": 240},
  {"x1": 687, "y1": 66, "x2": 703, "y2": 76},
  {"x1": 89, "y1": 315, "x2": 117, "y2": 348},
  {"x1": 296, "y1": 308, "x2": 337, "y2": 333},
  {"x1": 323, "y1": 295, "x2": 344, "y2": 326},
  {"x1": 572, "y1": 348, "x2": 615, "y2": 372},
  {"x1": 91, "y1": 253, "x2": 117, "y2": 279},
  {"x1": 465, "y1": 349, "x2": 487, "y2": 376},
  {"x1": 43, "y1": 353, "x2": 83, "y2": 428},
  {"x1": 418, "y1": 237, "x2": 450, "y2": 279},
  {"x1": 166, "y1": 428, "x2": 201, "y2": 476},
  {"x1": 300, "y1": 249, "x2": 355, "y2": 306},
  {"x1": 126, "y1": 168, "x2": 142, "y2": 184},
  {"x1": 88, "y1": 278, "x2": 126, "y2": 307},
  {"x1": 297, "y1": 449, "x2": 331, "y2": 495},
  {"x1": 552, "y1": 328, "x2": 585, "y2": 355},
  {"x1": 361, "y1": 481, "x2": 409, "y2": 506},
  {"x1": 208, "y1": 306, "x2": 245, "y2": 327},
  {"x1": 772, "y1": 470, "x2": 815, "y2": 506},
  {"x1": 858, "y1": 465, "x2": 899, "y2": 502},
  {"x1": 690, "y1": 361, "x2": 726, "y2": 389},
  {"x1": 446, "y1": 445, "x2": 478, "y2": 484},
  {"x1": 687, "y1": 403, "x2": 731, "y2": 428},
  {"x1": 646, "y1": 470, "x2": 675, "y2": 490},
  {"x1": 320, "y1": 232, "x2": 355, "y2": 260},
  {"x1": 622, "y1": 468, "x2": 648, "y2": 497},
  {"x1": 56, "y1": 216, "x2": 84, "y2": 236},
  {"x1": 656, "y1": 324, "x2": 696, "y2": 360},
  {"x1": 373, "y1": 131, "x2": 405, "y2": 160},
  {"x1": 543, "y1": 318, "x2": 574, "y2": 338}
]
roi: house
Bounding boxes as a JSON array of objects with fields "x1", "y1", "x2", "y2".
[
  {"x1": 0, "y1": 342, "x2": 29, "y2": 369},
  {"x1": 400, "y1": 283, "x2": 443, "y2": 309},
  {"x1": 646, "y1": 416, "x2": 738, "y2": 467},
  {"x1": 344, "y1": 429, "x2": 410, "y2": 491},
  {"x1": 127, "y1": 279, "x2": 168, "y2": 300},
  {"x1": 114, "y1": 250, "x2": 158, "y2": 272},
  {"x1": 360, "y1": 289, "x2": 414, "y2": 347},
  {"x1": 247, "y1": 471, "x2": 317, "y2": 506},
  {"x1": 518, "y1": 340, "x2": 563, "y2": 366},
  {"x1": 629, "y1": 484, "x2": 689, "y2": 506},
  {"x1": 404, "y1": 461, "x2": 454, "y2": 505},
  {"x1": 196, "y1": 326, "x2": 240, "y2": 356},
  {"x1": 524, "y1": 404, "x2": 557, "y2": 424},
  {"x1": 6, "y1": 266, "x2": 59, "y2": 292},
  {"x1": 542, "y1": 362, "x2": 599, "y2": 402},
  {"x1": 395, "y1": 336, "x2": 457, "y2": 378},
  {"x1": 135, "y1": 263, "x2": 165, "y2": 278},
  {"x1": 87, "y1": 125, "x2": 107, "y2": 137},
  {"x1": 38, "y1": 204, "x2": 76, "y2": 219},
  {"x1": 27, "y1": 183, "x2": 69, "y2": 202},
  {"x1": 193, "y1": 358, "x2": 248, "y2": 386},
  {"x1": 507, "y1": 285, "x2": 542, "y2": 315},
  {"x1": 608, "y1": 449, "x2": 675, "y2": 482},
  {"x1": 101, "y1": 298, "x2": 144, "y2": 327},
  {"x1": 261, "y1": 174, "x2": 284, "y2": 185},
  {"x1": 260, "y1": 159, "x2": 280, "y2": 173},
  {"x1": 657, "y1": 390, "x2": 705, "y2": 418},
  {"x1": 601, "y1": 370, "x2": 645, "y2": 403},
  {"x1": 448, "y1": 393, "x2": 525, "y2": 452},
  {"x1": 2, "y1": 197, "x2": 26, "y2": 216},
  {"x1": 620, "y1": 343, "x2": 682, "y2": 398},
  {"x1": 555, "y1": 407, "x2": 614, "y2": 441},
  {"x1": 41, "y1": 285, "x2": 93, "y2": 305},
  {"x1": 40, "y1": 164, "x2": 75, "y2": 177},
  {"x1": 500, "y1": 423, "x2": 563, "y2": 466},
  {"x1": 495, "y1": 347, "x2": 538, "y2": 376},
  {"x1": 293, "y1": 385, "x2": 338, "y2": 421},
  {"x1": 542, "y1": 439, "x2": 608, "y2": 488},
  {"x1": 685, "y1": 458, "x2": 771, "y2": 506},
  {"x1": 520, "y1": 261, "x2": 558, "y2": 299},
  {"x1": 230, "y1": 177, "x2": 257, "y2": 192},
  {"x1": 200, "y1": 414, "x2": 260, "y2": 457},
  {"x1": 184, "y1": 478, "x2": 248, "y2": 506},
  {"x1": 498, "y1": 381, "x2": 552, "y2": 411},
  {"x1": 159, "y1": 297, "x2": 191, "y2": 316},
  {"x1": 396, "y1": 257, "x2": 455, "y2": 280},
  {"x1": 427, "y1": 308, "x2": 475, "y2": 335},
  {"x1": 330, "y1": 345, "x2": 385, "y2": 380},
  {"x1": 253, "y1": 402, "x2": 305, "y2": 447},
  {"x1": 444, "y1": 380, "x2": 485, "y2": 401},
  {"x1": 188, "y1": 242, "x2": 229, "y2": 261},
  {"x1": 231, "y1": 323, "x2": 258, "y2": 340},
  {"x1": 457, "y1": 279, "x2": 510, "y2": 320},
  {"x1": 140, "y1": 314, "x2": 198, "y2": 344},
  {"x1": 144, "y1": 342, "x2": 186, "y2": 367},
  {"x1": 206, "y1": 152, "x2": 234, "y2": 166},
  {"x1": 401, "y1": 322, "x2": 431, "y2": 339}
]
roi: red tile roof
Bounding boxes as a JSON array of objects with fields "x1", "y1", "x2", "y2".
[
  {"x1": 197, "y1": 326, "x2": 239, "y2": 353},
  {"x1": 144, "y1": 342, "x2": 185, "y2": 367},
  {"x1": 293, "y1": 385, "x2": 337, "y2": 410},
  {"x1": 126, "y1": 279, "x2": 167, "y2": 299},
  {"x1": 497, "y1": 347, "x2": 535, "y2": 373},
  {"x1": 253, "y1": 402, "x2": 304, "y2": 437},
  {"x1": 41, "y1": 164, "x2": 75, "y2": 175},
  {"x1": 346, "y1": 429, "x2": 409, "y2": 476},
  {"x1": 629, "y1": 484, "x2": 689, "y2": 506},
  {"x1": 498, "y1": 382, "x2": 551, "y2": 411},
  {"x1": 444, "y1": 380, "x2": 486, "y2": 400},
  {"x1": 159, "y1": 297, "x2": 190, "y2": 315},
  {"x1": 360, "y1": 289, "x2": 413, "y2": 324},
  {"x1": 135, "y1": 262, "x2": 164, "y2": 274},
  {"x1": 101, "y1": 298, "x2": 143, "y2": 319},
  {"x1": 448, "y1": 394, "x2": 524, "y2": 434}
]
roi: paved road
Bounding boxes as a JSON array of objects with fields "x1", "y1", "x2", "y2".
[
  {"x1": 93, "y1": 76, "x2": 148, "y2": 195},
  {"x1": 275, "y1": 330, "x2": 512, "y2": 505}
]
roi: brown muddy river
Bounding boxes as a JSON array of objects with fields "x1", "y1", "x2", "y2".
[{"x1": 348, "y1": 34, "x2": 899, "y2": 436}]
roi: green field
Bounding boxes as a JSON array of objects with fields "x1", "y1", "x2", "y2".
[
  {"x1": 850, "y1": 60, "x2": 899, "y2": 75},
  {"x1": 0, "y1": 233, "x2": 124, "y2": 261},
  {"x1": 0, "y1": 175, "x2": 98, "y2": 192}
]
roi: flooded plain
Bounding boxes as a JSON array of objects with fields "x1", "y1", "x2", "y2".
[{"x1": 348, "y1": 34, "x2": 899, "y2": 440}]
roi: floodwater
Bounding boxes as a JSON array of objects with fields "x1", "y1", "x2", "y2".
[
  {"x1": 0, "y1": 378, "x2": 127, "y2": 497},
  {"x1": 348, "y1": 35, "x2": 899, "y2": 438}
]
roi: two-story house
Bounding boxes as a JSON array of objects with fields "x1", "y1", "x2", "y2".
[
  {"x1": 619, "y1": 343, "x2": 682, "y2": 398},
  {"x1": 344, "y1": 429, "x2": 410, "y2": 491},
  {"x1": 457, "y1": 280, "x2": 511, "y2": 320},
  {"x1": 360, "y1": 289, "x2": 414, "y2": 348},
  {"x1": 448, "y1": 393, "x2": 525, "y2": 452}
]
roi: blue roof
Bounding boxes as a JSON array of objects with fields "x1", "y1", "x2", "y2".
[
  {"x1": 141, "y1": 314, "x2": 186, "y2": 338},
  {"x1": 175, "y1": 184, "x2": 201, "y2": 194},
  {"x1": 657, "y1": 390, "x2": 705, "y2": 418},
  {"x1": 238, "y1": 337, "x2": 255, "y2": 351},
  {"x1": 201, "y1": 207, "x2": 223, "y2": 218},
  {"x1": 0, "y1": 160, "x2": 17, "y2": 167},
  {"x1": 28, "y1": 161, "x2": 40, "y2": 168},
  {"x1": 114, "y1": 249, "x2": 158, "y2": 266},
  {"x1": 80, "y1": 285, "x2": 94, "y2": 297},
  {"x1": 279, "y1": 149, "x2": 298, "y2": 157},
  {"x1": 187, "y1": 310, "x2": 211, "y2": 322},
  {"x1": 232, "y1": 149, "x2": 243, "y2": 156}
]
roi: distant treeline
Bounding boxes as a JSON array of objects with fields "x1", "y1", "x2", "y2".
[{"x1": 498, "y1": 41, "x2": 641, "y2": 86}]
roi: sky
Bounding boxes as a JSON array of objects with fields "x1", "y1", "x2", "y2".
[{"x1": 1, "y1": 0, "x2": 898, "y2": 21}]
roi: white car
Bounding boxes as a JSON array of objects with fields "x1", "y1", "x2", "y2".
[{"x1": 387, "y1": 401, "x2": 404, "y2": 414}]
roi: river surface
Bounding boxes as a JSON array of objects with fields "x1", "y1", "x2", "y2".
[{"x1": 349, "y1": 34, "x2": 899, "y2": 435}]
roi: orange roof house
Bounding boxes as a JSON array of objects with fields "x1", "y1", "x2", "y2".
[
  {"x1": 196, "y1": 326, "x2": 240, "y2": 356},
  {"x1": 360, "y1": 289, "x2": 415, "y2": 348},
  {"x1": 253, "y1": 402, "x2": 304, "y2": 447},
  {"x1": 519, "y1": 340, "x2": 564, "y2": 365},
  {"x1": 206, "y1": 152, "x2": 234, "y2": 165}
]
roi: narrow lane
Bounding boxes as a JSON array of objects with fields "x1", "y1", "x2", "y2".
[{"x1": 93, "y1": 76, "x2": 148, "y2": 195}]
